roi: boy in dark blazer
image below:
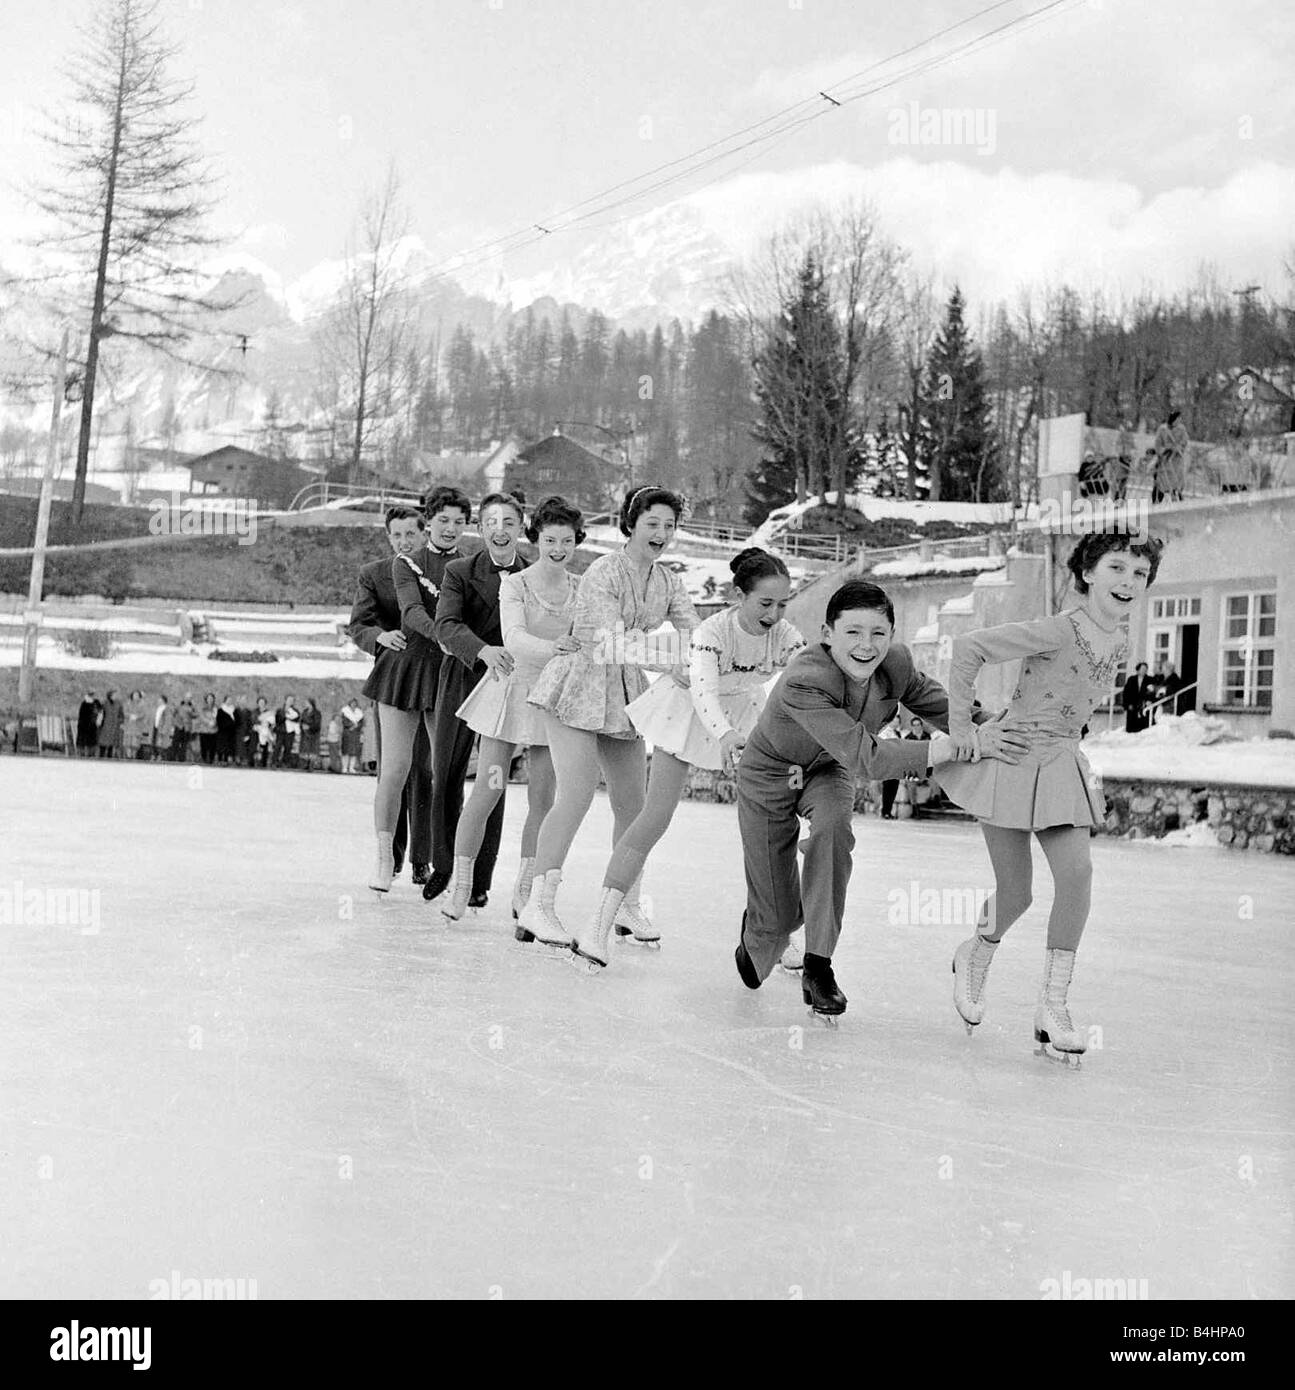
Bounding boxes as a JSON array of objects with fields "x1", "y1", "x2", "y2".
[
  {"x1": 427, "y1": 493, "x2": 530, "y2": 903},
  {"x1": 735, "y1": 579, "x2": 1028, "y2": 1018}
]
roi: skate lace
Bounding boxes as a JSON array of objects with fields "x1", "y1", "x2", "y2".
[
  {"x1": 1047, "y1": 1000, "x2": 1074, "y2": 1034},
  {"x1": 968, "y1": 941, "x2": 993, "y2": 1001}
]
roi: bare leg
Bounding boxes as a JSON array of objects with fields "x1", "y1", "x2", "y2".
[
  {"x1": 596, "y1": 734, "x2": 647, "y2": 847},
  {"x1": 374, "y1": 705, "x2": 420, "y2": 833},
  {"x1": 602, "y1": 750, "x2": 690, "y2": 892},
  {"x1": 521, "y1": 745, "x2": 556, "y2": 859},
  {"x1": 453, "y1": 735, "x2": 515, "y2": 859},
  {"x1": 532, "y1": 717, "x2": 601, "y2": 874},
  {"x1": 1034, "y1": 825, "x2": 1093, "y2": 951},
  {"x1": 977, "y1": 823, "x2": 1035, "y2": 941}
]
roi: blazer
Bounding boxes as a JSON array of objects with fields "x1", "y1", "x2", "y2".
[
  {"x1": 431, "y1": 548, "x2": 530, "y2": 707},
  {"x1": 745, "y1": 642, "x2": 991, "y2": 783},
  {"x1": 346, "y1": 553, "x2": 404, "y2": 656}
]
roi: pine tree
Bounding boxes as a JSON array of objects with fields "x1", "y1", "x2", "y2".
[{"x1": 921, "y1": 286, "x2": 1001, "y2": 501}]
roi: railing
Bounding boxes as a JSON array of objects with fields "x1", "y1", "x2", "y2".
[
  {"x1": 1104, "y1": 680, "x2": 1200, "y2": 731},
  {"x1": 288, "y1": 480, "x2": 425, "y2": 512}
]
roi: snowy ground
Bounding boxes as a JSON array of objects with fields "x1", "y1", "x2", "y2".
[{"x1": 1, "y1": 759, "x2": 1290, "y2": 1300}]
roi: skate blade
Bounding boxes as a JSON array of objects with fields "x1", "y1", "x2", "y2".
[
  {"x1": 1034, "y1": 1042, "x2": 1083, "y2": 1068},
  {"x1": 778, "y1": 960, "x2": 803, "y2": 974},
  {"x1": 369, "y1": 885, "x2": 391, "y2": 898},
  {"x1": 622, "y1": 936, "x2": 661, "y2": 949},
  {"x1": 805, "y1": 1007, "x2": 841, "y2": 1027},
  {"x1": 570, "y1": 951, "x2": 607, "y2": 974}
]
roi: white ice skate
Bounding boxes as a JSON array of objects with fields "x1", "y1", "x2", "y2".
[
  {"x1": 1034, "y1": 948, "x2": 1085, "y2": 1068},
  {"x1": 951, "y1": 930, "x2": 999, "y2": 1033},
  {"x1": 778, "y1": 928, "x2": 805, "y2": 973},
  {"x1": 573, "y1": 887, "x2": 622, "y2": 974},
  {"x1": 613, "y1": 878, "x2": 659, "y2": 947},
  {"x1": 511, "y1": 856, "x2": 535, "y2": 922},
  {"x1": 369, "y1": 830, "x2": 395, "y2": 896},
  {"x1": 516, "y1": 870, "x2": 573, "y2": 950},
  {"x1": 441, "y1": 855, "x2": 474, "y2": 921}
]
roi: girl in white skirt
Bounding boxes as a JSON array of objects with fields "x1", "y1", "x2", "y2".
[
  {"x1": 571, "y1": 546, "x2": 806, "y2": 973},
  {"x1": 443, "y1": 497, "x2": 583, "y2": 922}
]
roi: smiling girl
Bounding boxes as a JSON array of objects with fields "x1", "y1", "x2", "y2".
[
  {"x1": 935, "y1": 531, "x2": 1166, "y2": 1064},
  {"x1": 520, "y1": 485, "x2": 698, "y2": 948},
  {"x1": 571, "y1": 546, "x2": 806, "y2": 973},
  {"x1": 443, "y1": 497, "x2": 584, "y2": 923}
]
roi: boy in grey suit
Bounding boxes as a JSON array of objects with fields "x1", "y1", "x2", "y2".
[{"x1": 735, "y1": 580, "x2": 1028, "y2": 1018}]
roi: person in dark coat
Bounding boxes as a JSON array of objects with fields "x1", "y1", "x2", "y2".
[
  {"x1": 171, "y1": 694, "x2": 196, "y2": 763},
  {"x1": 76, "y1": 692, "x2": 102, "y2": 757},
  {"x1": 97, "y1": 689, "x2": 122, "y2": 758},
  {"x1": 347, "y1": 502, "x2": 450, "y2": 884},
  {"x1": 233, "y1": 695, "x2": 256, "y2": 767},
  {"x1": 300, "y1": 698, "x2": 322, "y2": 770},
  {"x1": 1122, "y1": 661, "x2": 1153, "y2": 732},
  {"x1": 424, "y1": 492, "x2": 529, "y2": 905},
  {"x1": 216, "y1": 695, "x2": 238, "y2": 763},
  {"x1": 1153, "y1": 661, "x2": 1184, "y2": 719}
]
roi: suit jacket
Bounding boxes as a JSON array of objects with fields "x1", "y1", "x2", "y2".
[
  {"x1": 346, "y1": 553, "x2": 404, "y2": 657},
  {"x1": 745, "y1": 643, "x2": 990, "y2": 783},
  {"x1": 431, "y1": 548, "x2": 530, "y2": 708}
]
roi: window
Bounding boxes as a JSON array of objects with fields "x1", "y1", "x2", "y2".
[
  {"x1": 1219, "y1": 591, "x2": 1276, "y2": 708},
  {"x1": 1151, "y1": 596, "x2": 1201, "y2": 620}
]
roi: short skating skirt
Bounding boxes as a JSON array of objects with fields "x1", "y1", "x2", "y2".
[
  {"x1": 527, "y1": 650, "x2": 642, "y2": 740},
  {"x1": 457, "y1": 673, "x2": 550, "y2": 746},
  {"x1": 362, "y1": 637, "x2": 441, "y2": 711},
  {"x1": 933, "y1": 739, "x2": 1105, "y2": 830},
  {"x1": 625, "y1": 677, "x2": 762, "y2": 771}
]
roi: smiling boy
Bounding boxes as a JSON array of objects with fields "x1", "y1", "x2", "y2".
[{"x1": 734, "y1": 579, "x2": 1028, "y2": 1020}]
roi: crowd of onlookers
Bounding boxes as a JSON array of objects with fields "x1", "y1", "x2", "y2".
[{"x1": 63, "y1": 688, "x2": 381, "y2": 772}]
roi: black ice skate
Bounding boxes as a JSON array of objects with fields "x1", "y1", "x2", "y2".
[
  {"x1": 801, "y1": 953, "x2": 846, "y2": 1025},
  {"x1": 411, "y1": 862, "x2": 431, "y2": 886},
  {"x1": 421, "y1": 868, "x2": 452, "y2": 903},
  {"x1": 734, "y1": 912, "x2": 761, "y2": 990}
]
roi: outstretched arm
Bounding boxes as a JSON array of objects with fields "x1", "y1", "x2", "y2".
[{"x1": 947, "y1": 617, "x2": 1066, "y2": 740}]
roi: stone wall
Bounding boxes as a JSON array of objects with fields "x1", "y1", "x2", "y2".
[{"x1": 1101, "y1": 777, "x2": 1295, "y2": 853}]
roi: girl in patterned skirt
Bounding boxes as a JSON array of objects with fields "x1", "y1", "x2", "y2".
[
  {"x1": 934, "y1": 532, "x2": 1166, "y2": 1063},
  {"x1": 572, "y1": 546, "x2": 806, "y2": 973},
  {"x1": 520, "y1": 486, "x2": 698, "y2": 949}
]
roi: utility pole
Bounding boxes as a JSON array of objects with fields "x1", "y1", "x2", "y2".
[{"x1": 19, "y1": 327, "x2": 71, "y2": 707}]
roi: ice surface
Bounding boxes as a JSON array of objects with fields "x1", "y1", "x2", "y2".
[{"x1": 1, "y1": 760, "x2": 1290, "y2": 1299}]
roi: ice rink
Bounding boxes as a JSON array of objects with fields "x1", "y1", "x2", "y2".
[{"x1": 2, "y1": 758, "x2": 1291, "y2": 1300}]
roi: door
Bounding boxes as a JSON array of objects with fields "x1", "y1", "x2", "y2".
[{"x1": 1179, "y1": 624, "x2": 1199, "y2": 711}]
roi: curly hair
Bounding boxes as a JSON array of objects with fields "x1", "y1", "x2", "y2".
[
  {"x1": 618, "y1": 485, "x2": 686, "y2": 537},
  {"x1": 423, "y1": 485, "x2": 472, "y2": 521},
  {"x1": 526, "y1": 495, "x2": 586, "y2": 545},
  {"x1": 1067, "y1": 532, "x2": 1165, "y2": 594}
]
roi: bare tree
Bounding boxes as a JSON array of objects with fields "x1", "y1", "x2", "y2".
[
  {"x1": 316, "y1": 168, "x2": 416, "y2": 486},
  {"x1": 28, "y1": 0, "x2": 234, "y2": 523},
  {"x1": 895, "y1": 276, "x2": 939, "y2": 499}
]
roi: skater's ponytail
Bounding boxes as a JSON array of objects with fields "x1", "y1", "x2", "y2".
[{"x1": 729, "y1": 547, "x2": 788, "y2": 594}]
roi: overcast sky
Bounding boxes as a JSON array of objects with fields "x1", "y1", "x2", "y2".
[{"x1": 1, "y1": 0, "x2": 1292, "y2": 308}]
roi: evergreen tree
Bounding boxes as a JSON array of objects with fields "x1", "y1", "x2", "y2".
[{"x1": 921, "y1": 286, "x2": 1001, "y2": 501}]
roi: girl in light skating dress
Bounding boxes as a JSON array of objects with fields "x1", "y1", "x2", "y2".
[
  {"x1": 571, "y1": 547, "x2": 806, "y2": 973},
  {"x1": 442, "y1": 497, "x2": 583, "y2": 924},
  {"x1": 519, "y1": 486, "x2": 698, "y2": 949},
  {"x1": 934, "y1": 532, "x2": 1166, "y2": 1063}
]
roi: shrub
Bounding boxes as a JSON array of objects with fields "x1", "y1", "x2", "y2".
[{"x1": 58, "y1": 627, "x2": 116, "y2": 659}]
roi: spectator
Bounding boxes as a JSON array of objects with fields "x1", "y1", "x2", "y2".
[
  {"x1": 234, "y1": 694, "x2": 257, "y2": 767},
  {"x1": 326, "y1": 710, "x2": 342, "y2": 773},
  {"x1": 300, "y1": 698, "x2": 322, "y2": 771},
  {"x1": 97, "y1": 689, "x2": 122, "y2": 759},
  {"x1": 76, "y1": 692, "x2": 102, "y2": 757},
  {"x1": 340, "y1": 698, "x2": 364, "y2": 774},
  {"x1": 276, "y1": 694, "x2": 301, "y2": 769},
  {"x1": 1154, "y1": 661, "x2": 1184, "y2": 719},
  {"x1": 197, "y1": 692, "x2": 218, "y2": 765},
  {"x1": 171, "y1": 693, "x2": 196, "y2": 763},
  {"x1": 1122, "y1": 661, "x2": 1153, "y2": 733},
  {"x1": 152, "y1": 695, "x2": 173, "y2": 761},
  {"x1": 1153, "y1": 410, "x2": 1189, "y2": 502},
  {"x1": 122, "y1": 689, "x2": 148, "y2": 760},
  {"x1": 254, "y1": 697, "x2": 275, "y2": 768},
  {"x1": 215, "y1": 694, "x2": 237, "y2": 764}
]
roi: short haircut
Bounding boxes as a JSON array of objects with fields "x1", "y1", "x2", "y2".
[
  {"x1": 826, "y1": 579, "x2": 895, "y2": 627},
  {"x1": 1135, "y1": 661, "x2": 1148, "y2": 672},
  {"x1": 729, "y1": 546, "x2": 789, "y2": 595},
  {"x1": 526, "y1": 495, "x2": 586, "y2": 545},
  {"x1": 1067, "y1": 533, "x2": 1164, "y2": 594},
  {"x1": 385, "y1": 504, "x2": 424, "y2": 531},
  {"x1": 619, "y1": 485, "x2": 685, "y2": 536},
  {"x1": 424, "y1": 485, "x2": 472, "y2": 521},
  {"x1": 478, "y1": 491, "x2": 526, "y2": 523}
]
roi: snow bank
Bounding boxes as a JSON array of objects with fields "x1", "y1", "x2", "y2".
[
  {"x1": 0, "y1": 639, "x2": 366, "y2": 682},
  {"x1": 871, "y1": 555, "x2": 1005, "y2": 579},
  {"x1": 1083, "y1": 713, "x2": 1295, "y2": 788}
]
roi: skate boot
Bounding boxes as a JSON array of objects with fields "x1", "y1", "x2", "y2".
[
  {"x1": 369, "y1": 830, "x2": 395, "y2": 896},
  {"x1": 411, "y1": 862, "x2": 431, "y2": 886},
  {"x1": 734, "y1": 912, "x2": 761, "y2": 990},
  {"x1": 572, "y1": 887, "x2": 623, "y2": 974},
  {"x1": 613, "y1": 876, "x2": 659, "y2": 947},
  {"x1": 952, "y1": 929, "x2": 1000, "y2": 1034},
  {"x1": 1033, "y1": 948, "x2": 1085, "y2": 1068},
  {"x1": 511, "y1": 856, "x2": 535, "y2": 922},
  {"x1": 802, "y1": 953, "x2": 847, "y2": 1025},
  {"x1": 778, "y1": 927, "x2": 805, "y2": 973},
  {"x1": 515, "y1": 870, "x2": 573, "y2": 949},
  {"x1": 421, "y1": 867, "x2": 452, "y2": 903},
  {"x1": 441, "y1": 856, "x2": 475, "y2": 921},
  {"x1": 468, "y1": 891, "x2": 488, "y2": 909}
]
